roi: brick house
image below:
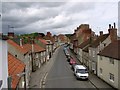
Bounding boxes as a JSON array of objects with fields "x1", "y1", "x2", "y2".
[
  {"x1": 97, "y1": 40, "x2": 120, "y2": 89},
  {"x1": 70, "y1": 24, "x2": 95, "y2": 54}
]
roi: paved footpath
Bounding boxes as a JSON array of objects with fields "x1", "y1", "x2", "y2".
[{"x1": 29, "y1": 47, "x2": 60, "y2": 88}]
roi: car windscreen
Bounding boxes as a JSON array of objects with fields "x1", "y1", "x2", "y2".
[{"x1": 76, "y1": 69, "x2": 88, "y2": 74}]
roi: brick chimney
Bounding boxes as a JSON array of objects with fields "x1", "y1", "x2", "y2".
[
  {"x1": 108, "y1": 23, "x2": 117, "y2": 42},
  {"x1": 99, "y1": 31, "x2": 103, "y2": 36},
  {"x1": 8, "y1": 32, "x2": 14, "y2": 38},
  {"x1": 47, "y1": 32, "x2": 52, "y2": 37}
]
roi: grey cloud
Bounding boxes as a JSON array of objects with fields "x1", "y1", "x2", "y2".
[{"x1": 1, "y1": 2, "x2": 117, "y2": 35}]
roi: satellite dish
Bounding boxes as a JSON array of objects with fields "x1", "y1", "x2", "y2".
[{"x1": 0, "y1": 80, "x2": 3, "y2": 88}]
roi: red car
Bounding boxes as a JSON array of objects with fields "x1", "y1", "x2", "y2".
[{"x1": 69, "y1": 58, "x2": 76, "y2": 65}]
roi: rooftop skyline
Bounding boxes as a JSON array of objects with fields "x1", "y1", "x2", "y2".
[{"x1": 0, "y1": 0, "x2": 119, "y2": 35}]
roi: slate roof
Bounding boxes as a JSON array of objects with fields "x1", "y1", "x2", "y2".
[
  {"x1": 8, "y1": 53, "x2": 25, "y2": 88},
  {"x1": 90, "y1": 34, "x2": 109, "y2": 48},
  {"x1": 98, "y1": 40, "x2": 120, "y2": 60}
]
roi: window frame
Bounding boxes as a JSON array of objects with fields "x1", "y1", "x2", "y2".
[{"x1": 109, "y1": 73, "x2": 114, "y2": 82}]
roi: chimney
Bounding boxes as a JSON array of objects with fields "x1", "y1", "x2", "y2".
[
  {"x1": 47, "y1": 32, "x2": 52, "y2": 37},
  {"x1": 99, "y1": 31, "x2": 103, "y2": 36},
  {"x1": 31, "y1": 39, "x2": 35, "y2": 44},
  {"x1": 108, "y1": 23, "x2": 117, "y2": 42},
  {"x1": 20, "y1": 38, "x2": 23, "y2": 47}
]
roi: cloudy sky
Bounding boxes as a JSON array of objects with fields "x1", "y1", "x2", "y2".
[{"x1": 1, "y1": 0, "x2": 119, "y2": 35}]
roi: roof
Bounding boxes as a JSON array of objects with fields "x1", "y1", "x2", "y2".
[
  {"x1": 98, "y1": 40, "x2": 120, "y2": 60},
  {"x1": 8, "y1": 53, "x2": 25, "y2": 88},
  {"x1": 7, "y1": 39, "x2": 28, "y2": 54},
  {"x1": 90, "y1": 34, "x2": 109, "y2": 48},
  {"x1": 22, "y1": 44, "x2": 46, "y2": 53},
  {"x1": 38, "y1": 38, "x2": 49, "y2": 45},
  {"x1": 75, "y1": 65, "x2": 86, "y2": 69},
  {"x1": 78, "y1": 38, "x2": 92, "y2": 49}
]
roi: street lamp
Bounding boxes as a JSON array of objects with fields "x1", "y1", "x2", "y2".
[{"x1": 0, "y1": 80, "x2": 3, "y2": 89}]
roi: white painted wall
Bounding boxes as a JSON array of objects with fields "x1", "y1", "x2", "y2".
[
  {"x1": 97, "y1": 55, "x2": 119, "y2": 89},
  {"x1": 0, "y1": 40, "x2": 8, "y2": 88}
]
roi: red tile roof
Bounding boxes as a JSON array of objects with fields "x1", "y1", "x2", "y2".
[
  {"x1": 38, "y1": 38, "x2": 49, "y2": 45},
  {"x1": 7, "y1": 39, "x2": 28, "y2": 54},
  {"x1": 8, "y1": 53, "x2": 25, "y2": 88},
  {"x1": 22, "y1": 44, "x2": 46, "y2": 53},
  {"x1": 98, "y1": 40, "x2": 120, "y2": 60}
]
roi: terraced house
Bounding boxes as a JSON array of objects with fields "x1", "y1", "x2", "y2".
[
  {"x1": 97, "y1": 40, "x2": 120, "y2": 89},
  {"x1": 89, "y1": 23, "x2": 117, "y2": 74},
  {"x1": 7, "y1": 39, "x2": 32, "y2": 88},
  {"x1": 22, "y1": 42, "x2": 46, "y2": 71},
  {"x1": 8, "y1": 53, "x2": 26, "y2": 89}
]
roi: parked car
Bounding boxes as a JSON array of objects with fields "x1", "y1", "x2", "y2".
[
  {"x1": 74, "y1": 65, "x2": 89, "y2": 80},
  {"x1": 67, "y1": 55, "x2": 71, "y2": 62},
  {"x1": 69, "y1": 58, "x2": 76, "y2": 65}
]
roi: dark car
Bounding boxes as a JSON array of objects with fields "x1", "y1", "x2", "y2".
[{"x1": 67, "y1": 56, "x2": 71, "y2": 62}]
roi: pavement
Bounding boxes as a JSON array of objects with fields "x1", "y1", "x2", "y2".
[{"x1": 29, "y1": 46, "x2": 116, "y2": 89}]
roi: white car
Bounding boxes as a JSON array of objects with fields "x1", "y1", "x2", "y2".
[{"x1": 74, "y1": 65, "x2": 89, "y2": 80}]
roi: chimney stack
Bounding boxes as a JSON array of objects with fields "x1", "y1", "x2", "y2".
[
  {"x1": 20, "y1": 38, "x2": 23, "y2": 47},
  {"x1": 108, "y1": 23, "x2": 117, "y2": 42},
  {"x1": 99, "y1": 31, "x2": 103, "y2": 36}
]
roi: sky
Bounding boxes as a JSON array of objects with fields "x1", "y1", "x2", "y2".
[{"x1": 0, "y1": 0, "x2": 119, "y2": 36}]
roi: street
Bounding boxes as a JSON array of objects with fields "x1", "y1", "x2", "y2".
[{"x1": 45, "y1": 46, "x2": 96, "y2": 88}]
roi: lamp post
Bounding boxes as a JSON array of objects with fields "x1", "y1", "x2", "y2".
[{"x1": 0, "y1": 80, "x2": 3, "y2": 89}]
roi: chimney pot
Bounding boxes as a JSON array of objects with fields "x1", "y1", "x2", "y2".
[
  {"x1": 99, "y1": 31, "x2": 103, "y2": 36},
  {"x1": 113, "y1": 22, "x2": 116, "y2": 28},
  {"x1": 109, "y1": 24, "x2": 111, "y2": 29},
  {"x1": 112, "y1": 26, "x2": 113, "y2": 29}
]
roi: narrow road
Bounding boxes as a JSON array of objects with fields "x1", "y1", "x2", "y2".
[{"x1": 45, "y1": 46, "x2": 96, "y2": 88}]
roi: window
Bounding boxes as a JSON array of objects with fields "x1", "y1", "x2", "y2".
[
  {"x1": 104, "y1": 43, "x2": 106, "y2": 47},
  {"x1": 100, "y1": 68, "x2": 102, "y2": 75},
  {"x1": 93, "y1": 51, "x2": 95, "y2": 57},
  {"x1": 109, "y1": 73, "x2": 114, "y2": 81},
  {"x1": 89, "y1": 50, "x2": 91, "y2": 56},
  {"x1": 36, "y1": 54, "x2": 39, "y2": 58},
  {"x1": 92, "y1": 62, "x2": 95, "y2": 70},
  {"x1": 109, "y1": 58, "x2": 114, "y2": 64}
]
